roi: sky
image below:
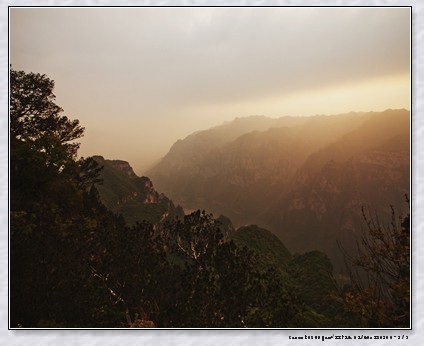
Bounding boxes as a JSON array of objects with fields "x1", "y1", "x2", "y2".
[{"x1": 10, "y1": 7, "x2": 411, "y2": 174}]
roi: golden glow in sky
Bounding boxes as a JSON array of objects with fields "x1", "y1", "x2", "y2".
[
  {"x1": 188, "y1": 73, "x2": 410, "y2": 120},
  {"x1": 10, "y1": 7, "x2": 411, "y2": 173}
]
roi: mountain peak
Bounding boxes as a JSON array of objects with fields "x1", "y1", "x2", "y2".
[
  {"x1": 92, "y1": 156, "x2": 184, "y2": 226},
  {"x1": 93, "y1": 156, "x2": 138, "y2": 179},
  {"x1": 107, "y1": 160, "x2": 138, "y2": 179}
]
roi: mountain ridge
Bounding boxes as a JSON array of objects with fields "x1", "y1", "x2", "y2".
[{"x1": 147, "y1": 109, "x2": 410, "y2": 273}]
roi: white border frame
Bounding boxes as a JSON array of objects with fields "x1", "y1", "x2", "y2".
[{"x1": 1, "y1": 1, "x2": 420, "y2": 345}]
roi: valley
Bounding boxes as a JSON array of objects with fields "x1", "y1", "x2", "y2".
[{"x1": 146, "y1": 109, "x2": 410, "y2": 273}]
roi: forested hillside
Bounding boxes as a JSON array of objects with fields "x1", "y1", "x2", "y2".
[
  {"x1": 10, "y1": 69, "x2": 410, "y2": 328},
  {"x1": 9, "y1": 69, "x2": 301, "y2": 328}
]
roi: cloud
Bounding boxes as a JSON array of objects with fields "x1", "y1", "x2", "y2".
[
  {"x1": 12, "y1": 7, "x2": 410, "y2": 102},
  {"x1": 10, "y1": 7, "x2": 410, "y2": 172}
]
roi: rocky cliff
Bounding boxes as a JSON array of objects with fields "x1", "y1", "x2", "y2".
[{"x1": 92, "y1": 156, "x2": 184, "y2": 226}]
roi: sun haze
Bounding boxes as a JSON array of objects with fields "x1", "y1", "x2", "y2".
[{"x1": 9, "y1": 7, "x2": 411, "y2": 174}]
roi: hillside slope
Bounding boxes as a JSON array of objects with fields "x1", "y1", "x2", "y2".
[
  {"x1": 147, "y1": 109, "x2": 410, "y2": 272},
  {"x1": 93, "y1": 156, "x2": 184, "y2": 226}
]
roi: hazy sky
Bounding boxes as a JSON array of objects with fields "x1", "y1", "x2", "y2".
[{"x1": 10, "y1": 7, "x2": 410, "y2": 173}]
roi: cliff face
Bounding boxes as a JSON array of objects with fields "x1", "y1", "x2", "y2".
[
  {"x1": 93, "y1": 156, "x2": 184, "y2": 226},
  {"x1": 106, "y1": 159, "x2": 138, "y2": 179},
  {"x1": 147, "y1": 109, "x2": 410, "y2": 273}
]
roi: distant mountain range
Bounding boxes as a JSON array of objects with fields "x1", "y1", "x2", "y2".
[{"x1": 147, "y1": 109, "x2": 410, "y2": 273}]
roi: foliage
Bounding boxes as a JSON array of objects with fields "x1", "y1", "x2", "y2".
[
  {"x1": 341, "y1": 201, "x2": 410, "y2": 327},
  {"x1": 287, "y1": 251, "x2": 350, "y2": 327},
  {"x1": 9, "y1": 69, "x2": 299, "y2": 326},
  {"x1": 12, "y1": 68, "x2": 383, "y2": 328},
  {"x1": 10, "y1": 68, "x2": 84, "y2": 171},
  {"x1": 161, "y1": 211, "x2": 298, "y2": 327},
  {"x1": 10, "y1": 68, "x2": 109, "y2": 327},
  {"x1": 231, "y1": 225, "x2": 291, "y2": 275}
]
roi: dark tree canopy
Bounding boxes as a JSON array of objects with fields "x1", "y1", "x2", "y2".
[
  {"x1": 10, "y1": 69, "x2": 106, "y2": 327},
  {"x1": 342, "y1": 201, "x2": 410, "y2": 328},
  {"x1": 11, "y1": 68, "x2": 408, "y2": 328},
  {"x1": 10, "y1": 68, "x2": 84, "y2": 170},
  {"x1": 10, "y1": 69, "x2": 298, "y2": 328}
]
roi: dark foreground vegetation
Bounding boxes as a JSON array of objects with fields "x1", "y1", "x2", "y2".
[{"x1": 10, "y1": 69, "x2": 410, "y2": 328}]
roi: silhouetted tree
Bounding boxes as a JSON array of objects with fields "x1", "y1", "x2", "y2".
[
  {"x1": 10, "y1": 68, "x2": 84, "y2": 172},
  {"x1": 342, "y1": 198, "x2": 410, "y2": 327},
  {"x1": 10, "y1": 69, "x2": 109, "y2": 327},
  {"x1": 161, "y1": 211, "x2": 298, "y2": 327},
  {"x1": 10, "y1": 68, "x2": 328, "y2": 328}
]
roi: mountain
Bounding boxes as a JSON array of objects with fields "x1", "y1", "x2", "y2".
[
  {"x1": 231, "y1": 225, "x2": 291, "y2": 275},
  {"x1": 230, "y1": 225, "x2": 350, "y2": 327},
  {"x1": 261, "y1": 109, "x2": 410, "y2": 267},
  {"x1": 287, "y1": 251, "x2": 348, "y2": 327},
  {"x1": 92, "y1": 156, "x2": 184, "y2": 226},
  {"x1": 147, "y1": 111, "x2": 369, "y2": 216},
  {"x1": 147, "y1": 115, "x2": 306, "y2": 179},
  {"x1": 147, "y1": 109, "x2": 410, "y2": 273}
]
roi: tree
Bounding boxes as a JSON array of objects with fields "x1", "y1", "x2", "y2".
[
  {"x1": 10, "y1": 68, "x2": 304, "y2": 328},
  {"x1": 287, "y1": 251, "x2": 349, "y2": 327},
  {"x1": 10, "y1": 68, "x2": 84, "y2": 172},
  {"x1": 76, "y1": 156, "x2": 104, "y2": 189},
  {"x1": 10, "y1": 69, "x2": 108, "y2": 327},
  {"x1": 10, "y1": 68, "x2": 103, "y2": 203},
  {"x1": 161, "y1": 211, "x2": 298, "y2": 328},
  {"x1": 342, "y1": 198, "x2": 410, "y2": 327}
]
